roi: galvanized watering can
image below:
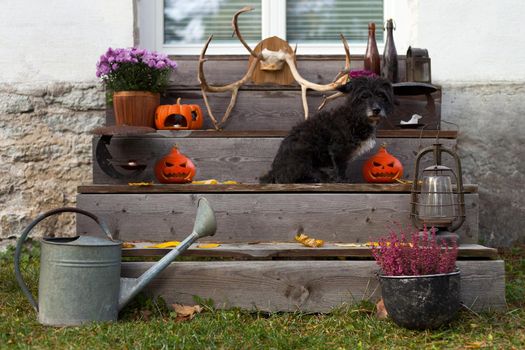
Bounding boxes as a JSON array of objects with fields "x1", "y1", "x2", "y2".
[{"x1": 14, "y1": 197, "x2": 216, "y2": 326}]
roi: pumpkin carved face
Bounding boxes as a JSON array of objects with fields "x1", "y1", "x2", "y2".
[
  {"x1": 154, "y1": 147, "x2": 196, "y2": 183},
  {"x1": 155, "y1": 98, "x2": 203, "y2": 130},
  {"x1": 362, "y1": 145, "x2": 403, "y2": 183}
]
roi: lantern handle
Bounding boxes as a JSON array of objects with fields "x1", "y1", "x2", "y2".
[{"x1": 440, "y1": 147, "x2": 466, "y2": 232}]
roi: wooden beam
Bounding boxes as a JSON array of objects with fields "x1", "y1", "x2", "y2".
[
  {"x1": 91, "y1": 137, "x2": 459, "y2": 184},
  {"x1": 121, "y1": 242, "x2": 498, "y2": 260},
  {"x1": 79, "y1": 183, "x2": 478, "y2": 194},
  {"x1": 94, "y1": 130, "x2": 458, "y2": 139},
  {"x1": 76, "y1": 192, "x2": 479, "y2": 243},
  {"x1": 120, "y1": 260, "x2": 506, "y2": 313}
]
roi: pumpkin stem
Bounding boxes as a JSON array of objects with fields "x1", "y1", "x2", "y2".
[
  {"x1": 380, "y1": 142, "x2": 388, "y2": 149},
  {"x1": 176, "y1": 97, "x2": 182, "y2": 105}
]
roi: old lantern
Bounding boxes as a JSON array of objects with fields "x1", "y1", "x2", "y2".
[
  {"x1": 406, "y1": 47, "x2": 431, "y2": 83},
  {"x1": 410, "y1": 142, "x2": 465, "y2": 243}
]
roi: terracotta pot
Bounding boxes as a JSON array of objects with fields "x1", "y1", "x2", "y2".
[{"x1": 113, "y1": 91, "x2": 160, "y2": 127}]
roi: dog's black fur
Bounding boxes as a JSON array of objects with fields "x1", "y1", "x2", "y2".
[{"x1": 259, "y1": 77, "x2": 394, "y2": 183}]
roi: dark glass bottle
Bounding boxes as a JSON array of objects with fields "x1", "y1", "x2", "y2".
[
  {"x1": 364, "y1": 22, "x2": 380, "y2": 75},
  {"x1": 381, "y1": 19, "x2": 398, "y2": 83}
]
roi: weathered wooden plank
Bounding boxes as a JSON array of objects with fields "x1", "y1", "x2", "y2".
[
  {"x1": 97, "y1": 129, "x2": 458, "y2": 139},
  {"x1": 76, "y1": 193, "x2": 479, "y2": 243},
  {"x1": 92, "y1": 136, "x2": 457, "y2": 184},
  {"x1": 168, "y1": 55, "x2": 408, "y2": 89},
  {"x1": 79, "y1": 183, "x2": 478, "y2": 194},
  {"x1": 121, "y1": 242, "x2": 498, "y2": 260},
  {"x1": 120, "y1": 260, "x2": 506, "y2": 312}
]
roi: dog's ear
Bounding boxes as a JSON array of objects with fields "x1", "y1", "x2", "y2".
[{"x1": 336, "y1": 81, "x2": 353, "y2": 93}]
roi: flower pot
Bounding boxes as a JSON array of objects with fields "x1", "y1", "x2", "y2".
[
  {"x1": 113, "y1": 91, "x2": 160, "y2": 127},
  {"x1": 380, "y1": 270, "x2": 460, "y2": 330}
]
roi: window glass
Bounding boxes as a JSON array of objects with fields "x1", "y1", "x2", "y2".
[
  {"x1": 164, "y1": 0, "x2": 262, "y2": 44},
  {"x1": 286, "y1": 0, "x2": 384, "y2": 43}
]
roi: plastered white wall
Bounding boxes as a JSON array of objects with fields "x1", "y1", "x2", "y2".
[
  {"x1": 0, "y1": 0, "x2": 134, "y2": 82},
  {"x1": 1, "y1": 0, "x2": 523, "y2": 84},
  {"x1": 400, "y1": 0, "x2": 525, "y2": 83}
]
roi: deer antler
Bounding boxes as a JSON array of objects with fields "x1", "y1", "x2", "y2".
[
  {"x1": 199, "y1": 9, "x2": 353, "y2": 128},
  {"x1": 232, "y1": 7, "x2": 259, "y2": 59},
  {"x1": 318, "y1": 34, "x2": 351, "y2": 112},
  {"x1": 198, "y1": 7, "x2": 263, "y2": 130},
  {"x1": 284, "y1": 33, "x2": 351, "y2": 118},
  {"x1": 198, "y1": 35, "x2": 261, "y2": 130}
]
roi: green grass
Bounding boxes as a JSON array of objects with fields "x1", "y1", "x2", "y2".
[{"x1": 1, "y1": 244, "x2": 525, "y2": 349}]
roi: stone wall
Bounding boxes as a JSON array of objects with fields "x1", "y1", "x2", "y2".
[
  {"x1": 442, "y1": 83, "x2": 525, "y2": 247},
  {"x1": 1, "y1": 82, "x2": 524, "y2": 247},
  {"x1": 0, "y1": 83, "x2": 105, "y2": 239}
]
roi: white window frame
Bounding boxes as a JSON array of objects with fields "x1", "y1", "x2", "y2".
[{"x1": 138, "y1": 0, "x2": 408, "y2": 55}]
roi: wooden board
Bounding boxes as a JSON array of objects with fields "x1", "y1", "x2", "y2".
[
  {"x1": 76, "y1": 193, "x2": 479, "y2": 243},
  {"x1": 107, "y1": 89, "x2": 441, "y2": 131},
  {"x1": 92, "y1": 137, "x2": 458, "y2": 184},
  {"x1": 79, "y1": 183, "x2": 478, "y2": 194},
  {"x1": 168, "y1": 55, "x2": 406, "y2": 89},
  {"x1": 120, "y1": 260, "x2": 506, "y2": 312},
  {"x1": 95, "y1": 130, "x2": 458, "y2": 139},
  {"x1": 122, "y1": 242, "x2": 498, "y2": 260},
  {"x1": 105, "y1": 55, "x2": 440, "y2": 130}
]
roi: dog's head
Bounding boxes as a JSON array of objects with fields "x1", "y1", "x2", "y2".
[{"x1": 336, "y1": 77, "x2": 394, "y2": 126}]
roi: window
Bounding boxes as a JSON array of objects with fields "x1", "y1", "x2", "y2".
[{"x1": 138, "y1": 0, "x2": 406, "y2": 55}]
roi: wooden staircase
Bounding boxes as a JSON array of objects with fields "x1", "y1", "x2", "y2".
[{"x1": 76, "y1": 55, "x2": 505, "y2": 312}]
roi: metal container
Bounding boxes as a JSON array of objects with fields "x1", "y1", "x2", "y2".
[{"x1": 15, "y1": 199, "x2": 216, "y2": 326}]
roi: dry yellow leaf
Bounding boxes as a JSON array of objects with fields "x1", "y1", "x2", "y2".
[
  {"x1": 192, "y1": 179, "x2": 239, "y2": 185},
  {"x1": 146, "y1": 241, "x2": 181, "y2": 248},
  {"x1": 295, "y1": 233, "x2": 324, "y2": 248},
  {"x1": 335, "y1": 243, "x2": 366, "y2": 247},
  {"x1": 196, "y1": 243, "x2": 221, "y2": 248},
  {"x1": 121, "y1": 242, "x2": 136, "y2": 249},
  {"x1": 192, "y1": 179, "x2": 219, "y2": 185},
  {"x1": 172, "y1": 304, "x2": 202, "y2": 322},
  {"x1": 128, "y1": 182, "x2": 154, "y2": 186}
]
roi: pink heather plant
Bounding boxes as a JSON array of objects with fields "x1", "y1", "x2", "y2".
[
  {"x1": 96, "y1": 47, "x2": 177, "y2": 94},
  {"x1": 371, "y1": 226, "x2": 458, "y2": 276}
]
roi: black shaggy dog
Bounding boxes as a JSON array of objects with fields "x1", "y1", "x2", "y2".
[{"x1": 260, "y1": 77, "x2": 394, "y2": 183}]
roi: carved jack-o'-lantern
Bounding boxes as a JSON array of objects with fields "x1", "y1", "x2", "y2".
[
  {"x1": 362, "y1": 145, "x2": 404, "y2": 183},
  {"x1": 155, "y1": 147, "x2": 196, "y2": 184},
  {"x1": 155, "y1": 98, "x2": 203, "y2": 130}
]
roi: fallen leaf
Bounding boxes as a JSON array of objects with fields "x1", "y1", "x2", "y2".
[
  {"x1": 197, "y1": 243, "x2": 221, "y2": 248},
  {"x1": 375, "y1": 298, "x2": 388, "y2": 320},
  {"x1": 171, "y1": 304, "x2": 202, "y2": 321},
  {"x1": 146, "y1": 241, "x2": 181, "y2": 248},
  {"x1": 128, "y1": 182, "x2": 154, "y2": 186},
  {"x1": 121, "y1": 242, "x2": 136, "y2": 249},
  {"x1": 463, "y1": 341, "x2": 486, "y2": 349},
  {"x1": 192, "y1": 179, "x2": 219, "y2": 185},
  {"x1": 335, "y1": 243, "x2": 366, "y2": 247},
  {"x1": 222, "y1": 180, "x2": 238, "y2": 184},
  {"x1": 295, "y1": 233, "x2": 324, "y2": 248},
  {"x1": 140, "y1": 310, "x2": 152, "y2": 321}
]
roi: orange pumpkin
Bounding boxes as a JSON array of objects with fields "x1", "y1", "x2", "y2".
[
  {"x1": 154, "y1": 147, "x2": 196, "y2": 184},
  {"x1": 154, "y1": 98, "x2": 203, "y2": 130},
  {"x1": 362, "y1": 145, "x2": 403, "y2": 183}
]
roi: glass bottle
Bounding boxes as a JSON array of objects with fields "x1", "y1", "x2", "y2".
[
  {"x1": 364, "y1": 22, "x2": 380, "y2": 75},
  {"x1": 381, "y1": 19, "x2": 398, "y2": 83}
]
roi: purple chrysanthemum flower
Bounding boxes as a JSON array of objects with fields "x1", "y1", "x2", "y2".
[{"x1": 96, "y1": 47, "x2": 177, "y2": 93}]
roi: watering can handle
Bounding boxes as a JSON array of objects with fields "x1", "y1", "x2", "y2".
[{"x1": 14, "y1": 207, "x2": 113, "y2": 312}]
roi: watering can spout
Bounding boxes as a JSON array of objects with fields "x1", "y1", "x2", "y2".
[{"x1": 118, "y1": 197, "x2": 217, "y2": 310}]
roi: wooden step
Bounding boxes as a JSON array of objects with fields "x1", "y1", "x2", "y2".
[
  {"x1": 122, "y1": 242, "x2": 498, "y2": 260},
  {"x1": 77, "y1": 184, "x2": 479, "y2": 244},
  {"x1": 121, "y1": 260, "x2": 505, "y2": 313},
  {"x1": 93, "y1": 130, "x2": 458, "y2": 184},
  {"x1": 107, "y1": 55, "x2": 441, "y2": 131}
]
